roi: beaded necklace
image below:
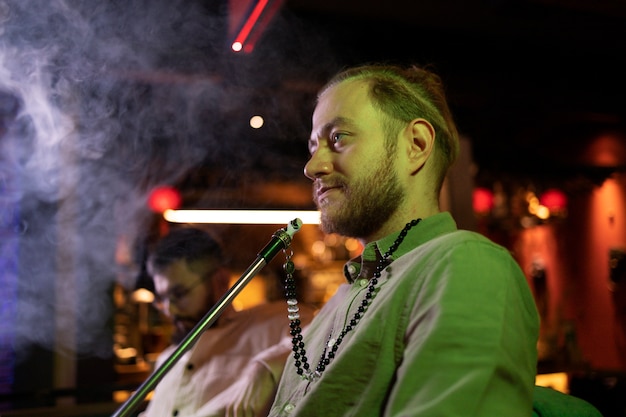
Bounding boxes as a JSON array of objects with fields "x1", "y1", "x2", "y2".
[{"x1": 282, "y1": 218, "x2": 422, "y2": 381}]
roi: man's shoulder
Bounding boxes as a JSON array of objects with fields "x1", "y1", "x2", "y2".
[
  {"x1": 402, "y1": 228, "x2": 514, "y2": 266},
  {"x1": 427, "y1": 228, "x2": 504, "y2": 251}
]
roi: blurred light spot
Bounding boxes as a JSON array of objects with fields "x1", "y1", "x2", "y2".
[
  {"x1": 250, "y1": 115, "x2": 264, "y2": 129},
  {"x1": 311, "y1": 240, "x2": 326, "y2": 257},
  {"x1": 535, "y1": 205, "x2": 550, "y2": 220},
  {"x1": 539, "y1": 188, "x2": 568, "y2": 212},
  {"x1": 473, "y1": 187, "x2": 494, "y2": 214},
  {"x1": 131, "y1": 288, "x2": 155, "y2": 303},
  {"x1": 231, "y1": 41, "x2": 243, "y2": 52},
  {"x1": 148, "y1": 186, "x2": 182, "y2": 213},
  {"x1": 344, "y1": 238, "x2": 361, "y2": 252}
]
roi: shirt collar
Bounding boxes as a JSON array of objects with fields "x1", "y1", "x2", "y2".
[{"x1": 343, "y1": 212, "x2": 458, "y2": 283}]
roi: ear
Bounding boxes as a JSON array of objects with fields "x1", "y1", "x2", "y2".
[
  {"x1": 211, "y1": 267, "x2": 232, "y2": 294},
  {"x1": 405, "y1": 118, "x2": 435, "y2": 175}
]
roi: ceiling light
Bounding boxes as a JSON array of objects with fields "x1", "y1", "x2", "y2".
[{"x1": 163, "y1": 209, "x2": 320, "y2": 225}]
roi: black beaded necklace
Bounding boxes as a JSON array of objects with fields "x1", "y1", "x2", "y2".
[{"x1": 283, "y1": 218, "x2": 422, "y2": 381}]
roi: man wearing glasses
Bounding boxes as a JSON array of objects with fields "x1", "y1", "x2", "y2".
[{"x1": 140, "y1": 227, "x2": 313, "y2": 417}]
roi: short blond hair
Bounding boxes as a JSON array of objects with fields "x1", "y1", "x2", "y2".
[{"x1": 319, "y1": 64, "x2": 460, "y2": 195}]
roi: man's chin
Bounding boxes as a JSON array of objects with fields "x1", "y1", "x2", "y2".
[
  {"x1": 319, "y1": 211, "x2": 347, "y2": 235},
  {"x1": 316, "y1": 192, "x2": 345, "y2": 208}
]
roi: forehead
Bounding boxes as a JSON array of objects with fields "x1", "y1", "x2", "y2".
[
  {"x1": 153, "y1": 259, "x2": 199, "y2": 289},
  {"x1": 314, "y1": 79, "x2": 371, "y2": 120},
  {"x1": 311, "y1": 79, "x2": 385, "y2": 143}
]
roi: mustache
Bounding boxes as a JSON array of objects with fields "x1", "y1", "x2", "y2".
[
  {"x1": 312, "y1": 181, "x2": 340, "y2": 206},
  {"x1": 313, "y1": 178, "x2": 346, "y2": 194}
]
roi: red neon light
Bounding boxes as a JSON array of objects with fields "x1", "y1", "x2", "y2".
[
  {"x1": 147, "y1": 186, "x2": 182, "y2": 213},
  {"x1": 233, "y1": 0, "x2": 269, "y2": 52},
  {"x1": 539, "y1": 188, "x2": 568, "y2": 212},
  {"x1": 473, "y1": 187, "x2": 494, "y2": 214}
]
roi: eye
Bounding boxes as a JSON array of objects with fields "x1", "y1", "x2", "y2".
[
  {"x1": 170, "y1": 290, "x2": 182, "y2": 299},
  {"x1": 331, "y1": 132, "x2": 346, "y2": 144},
  {"x1": 169, "y1": 287, "x2": 188, "y2": 301}
]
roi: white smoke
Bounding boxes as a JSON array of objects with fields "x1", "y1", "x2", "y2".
[
  {"x1": 0, "y1": 0, "x2": 232, "y2": 360},
  {"x1": 0, "y1": 0, "x2": 336, "y2": 365}
]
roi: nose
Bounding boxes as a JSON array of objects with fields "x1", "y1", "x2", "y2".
[
  {"x1": 155, "y1": 299, "x2": 175, "y2": 320},
  {"x1": 304, "y1": 149, "x2": 332, "y2": 180},
  {"x1": 158, "y1": 299, "x2": 178, "y2": 318},
  {"x1": 168, "y1": 300, "x2": 184, "y2": 317}
]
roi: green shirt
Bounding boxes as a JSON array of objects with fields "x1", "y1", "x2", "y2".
[{"x1": 270, "y1": 212, "x2": 540, "y2": 417}]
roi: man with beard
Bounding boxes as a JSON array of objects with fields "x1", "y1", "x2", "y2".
[
  {"x1": 266, "y1": 64, "x2": 540, "y2": 416},
  {"x1": 140, "y1": 227, "x2": 313, "y2": 417}
]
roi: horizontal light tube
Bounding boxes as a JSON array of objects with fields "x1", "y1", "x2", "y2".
[{"x1": 163, "y1": 209, "x2": 321, "y2": 225}]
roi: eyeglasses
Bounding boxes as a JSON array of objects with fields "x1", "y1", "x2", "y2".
[{"x1": 152, "y1": 274, "x2": 208, "y2": 309}]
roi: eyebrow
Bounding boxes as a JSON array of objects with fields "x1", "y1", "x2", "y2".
[
  {"x1": 320, "y1": 117, "x2": 353, "y2": 135},
  {"x1": 309, "y1": 116, "x2": 354, "y2": 148}
]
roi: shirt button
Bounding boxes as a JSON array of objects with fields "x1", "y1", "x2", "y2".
[
  {"x1": 347, "y1": 264, "x2": 357, "y2": 275},
  {"x1": 357, "y1": 278, "x2": 369, "y2": 287},
  {"x1": 284, "y1": 403, "x2": 295, "y2": 414}
]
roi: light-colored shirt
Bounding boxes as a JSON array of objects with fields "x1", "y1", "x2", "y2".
[
  {"x1": 269, "y1": 212, "x2": 540, "y2": 417},
  {"x1": 141, "y1": 301, "x2": 313, "y2": 417}
]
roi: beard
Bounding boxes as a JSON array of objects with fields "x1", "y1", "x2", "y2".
[
  {"x1": 170, "y1": 284, "x2": 217, "y2": 345},
  {"x1": 171, "y1": 318, "x2": 198, "y2": 344},
  {"x1": 170, "y1": 308, "x2": 210, "y2": 344},
  {"x1": 316, "y1": 156, "x2": 404, "y2": 239}
]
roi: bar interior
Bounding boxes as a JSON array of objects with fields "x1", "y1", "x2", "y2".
[{"x1": 0, "y1": 0, "x2": 625, "y2": 416}]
